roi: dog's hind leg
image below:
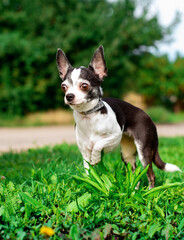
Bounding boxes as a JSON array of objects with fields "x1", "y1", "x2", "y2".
[
  {"x1": 146, "y1": 164, "x2": 155, "y2": 189},
  {"x1": 121, "y1": 134, "x2": 137, "y2": 172},
  {"x1": 135, "y1": 141, "x2": 155, "y2": 189}
]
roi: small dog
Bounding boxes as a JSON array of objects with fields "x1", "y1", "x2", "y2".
[{"x1": 56, "y1": 46, "x2": 181, "y2": 188}]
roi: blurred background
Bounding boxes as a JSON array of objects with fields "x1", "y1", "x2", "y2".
[{"x1": 0, "y1": 0, "x2": 184, "y2": 126}]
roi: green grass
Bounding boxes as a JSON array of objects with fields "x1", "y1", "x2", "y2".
[
  {"x1": 0, "y1": 107, "x2": 184, "y2": 127},
  {"x1": 146, "y1": 106, "x2": 184, "y2": 124},
  {"x1": 0, "y1": 110, "x2": 73, "y2": 127},
  {"x1": 0, "y1": 138, "x2": 184, "y2": 239}
]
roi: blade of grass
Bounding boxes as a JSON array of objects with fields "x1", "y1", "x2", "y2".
[
  {"x1": 143, "y1": 182, "x2": 184, "y2": 197},
  {"x1": 73, "y1": 175, "x2": 108, "y2": 195},
  {"x1": 131, "y1": 165, "x2": 149, "y2": 191},
  {"x1": 67, "y1": 192, "x2": 91, "y2": 212},
  {"x1": 89, "y1": 166, "x2": 108, "y2": 193},
  {"x1": 19, "y1": 192, "x2": 45, "y2": 210},
  {"x1": 101, "y1": 174, "x2": 113, "y2": 191},
  {"x1": 126, "y1": 164, "x2": 131, "y2": 196}
]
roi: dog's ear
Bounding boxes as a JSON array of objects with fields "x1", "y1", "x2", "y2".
[
  {"x1": 56, "y1": 49, "x2": 72, "y2": 79},
  {"x1": 88, "y1": 46, "x2": 107, "y2": 81}
]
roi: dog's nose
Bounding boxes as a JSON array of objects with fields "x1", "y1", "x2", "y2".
[{"x1": 66, "y1": 93, "x2": 75, "y2": 102}]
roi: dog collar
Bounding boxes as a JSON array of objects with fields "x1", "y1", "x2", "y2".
[{"x1": 80, "y1": 100, "x2": 105, "y2": 115}]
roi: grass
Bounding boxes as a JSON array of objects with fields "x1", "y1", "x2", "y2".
[
  {"x1": 0, "y1": 109, "x2": 74, "y2": 127},
  {"x1": 146, "y1": 106, "x2": 184, "y2": 124},
  {"x1": 0, "y1": 106, "x2": 184, "y2": 127},
  {"x1": 0, "y1": 138, "x2": 184, "y2": 239}
]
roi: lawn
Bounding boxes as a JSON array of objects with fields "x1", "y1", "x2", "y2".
[
  {"x1": 0, "y1": 107, "x2": 184, "y2": 127},
  {"x1": 0, "y1": 110, "x2": 74, "y2": 127},
  {"x1": 0, "y1": 138, "x2": 184, "y2": 239}
]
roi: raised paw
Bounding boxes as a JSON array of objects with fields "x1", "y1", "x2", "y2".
[{"x1": 91, "y1": 152, "x2": 101, "y2": 166}]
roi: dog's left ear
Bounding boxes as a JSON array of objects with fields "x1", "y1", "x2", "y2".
[{"x1": 89, "y1": 46, "x2": 107, "y2": 81}]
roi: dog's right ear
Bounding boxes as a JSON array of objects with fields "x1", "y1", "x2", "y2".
[{"x1": 56, "y1": 49, "x2": 72, "y2": 79}]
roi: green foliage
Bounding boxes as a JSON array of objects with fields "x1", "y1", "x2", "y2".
[
  {"x1": 146, "y1": 106, "x2": 184, "y2": 123},
  {"x1": 0, "y1": 0, "x2": 178, "y2": 115},
  {"x1": 0, "y1": 138, "x2": 184, "y2": 238},
  {"x1": 135, "y1": 55, "x2": 184, "y2": 111}
]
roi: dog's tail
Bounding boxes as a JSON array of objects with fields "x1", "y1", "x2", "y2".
[{"x1": 154, "y1": 150, "x2": 182, "y2": 172}]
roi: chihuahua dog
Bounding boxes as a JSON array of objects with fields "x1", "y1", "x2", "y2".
[{"x1": 56, "y1": 46, "x2": 181, "y2": 188}]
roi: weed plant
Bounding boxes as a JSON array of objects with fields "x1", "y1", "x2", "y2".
[{"x1": 0, "y1": 138, "x2": 184, "y2": 239}]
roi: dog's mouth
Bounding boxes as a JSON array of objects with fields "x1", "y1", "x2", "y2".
[
  {"x1": 69, "y1": 103, "x2": 81, "y2": 106},
  {"x1": 67, "y1": 101, "x2": 86, "y2": 107},
  {"x1": 65, "y1": 97, "x2": 88, "y2": 106}
]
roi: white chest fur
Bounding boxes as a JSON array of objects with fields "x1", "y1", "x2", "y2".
[{"x1": 74, "y1": 102, "x2": 123, "y2": 166}]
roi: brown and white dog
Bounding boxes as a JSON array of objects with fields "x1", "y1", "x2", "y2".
[{"x1": 56, "y1": 46, "x2": 181, "y2": 189}]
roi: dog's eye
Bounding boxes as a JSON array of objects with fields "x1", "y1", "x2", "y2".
[
  {"x1": 61, "y1": 84, "x2": 67, "y2": 92},
  {"x1": 81, "y1": 83, "x2": 89, "y2": 91}
]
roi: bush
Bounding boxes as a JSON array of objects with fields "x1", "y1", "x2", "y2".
[
  {"x1": 135, "y1": 55, "x2": 184, "y2": 111},
  {"x1": 0, "y1": 0, "x2": 177, "y2": 115},
  {"x1": 146, "y1": 106, "x2": 174, "y2": 124},
  {"x1": 146, "y1": 106, "x2": 184, "y2": 124}
]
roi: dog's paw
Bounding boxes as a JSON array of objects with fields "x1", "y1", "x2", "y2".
[
  {"x1": 90, "y1": 149, "x2": 102, "y2": 166},
  {"x1": 91, "y1": 157, "x2": 101, "y2": 166},
  {"x1": 90, "y1": 160, "x2": 100, "y2": 166},
  {"x1": 91, "y1": 161, "x2": 101, "y2": 166}
]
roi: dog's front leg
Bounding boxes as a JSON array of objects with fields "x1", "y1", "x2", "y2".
[
  {"x1": 76, "y1": 129, "x2": 92, "y2": 174},
  {"x1": 91, "y1": 135, "x2": 121, "y2": 165},
  {"x1": 91, "y1": 147, "x2": 101, "y2": 166},
  {"x1": 78, "y1": 145, "x2": 92, "y2": 174}
]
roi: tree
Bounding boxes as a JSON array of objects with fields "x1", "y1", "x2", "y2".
[{"x1": 0, "y1": 0, "x2": 178, "y2": 115}]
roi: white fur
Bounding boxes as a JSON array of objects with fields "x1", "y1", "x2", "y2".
[
  {"x1": 83, "y1": 160, "x2": 90, "y2": 174},
  {"x1": 74, "y1": 102, "x2": 123, "y2": 165},
  {"x1": 164, "y1": 163, "x2": 182, "y2": 172},
  {"x1": 71, "y1": 98, "x2": 99, "y2": 113},
  {"x1": 63, "y1": 68, "x2": 92, "y2": 107},
  {"x1": 134, "y1": 140, "x2": 147, "y2": 168},
  {"x1": 71, "y1": 68, "x2": 81, "y2": 84}
]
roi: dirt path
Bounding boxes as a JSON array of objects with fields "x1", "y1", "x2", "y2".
[
  {"x1": 0, "y1": 124, "x2": 184, "y2": 153},
  {"x1": 0, "y1": 126, "x2": 75, "y2": 153}
]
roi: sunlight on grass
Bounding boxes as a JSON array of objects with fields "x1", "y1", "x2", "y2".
[
  {"x1": 146, "y1": 106, "x2": 184, "y2": 124},
  {"x1": 0, "y1": 106, "x2": 184, "y2": 127},
  {"x1": 0, "y1": 109, "x2": 74, "y2": 127},
  {"x1": 0, "y1": 138, "x2": 184, "y2": 239}
]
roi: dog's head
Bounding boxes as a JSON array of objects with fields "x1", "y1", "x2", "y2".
[{"x1": 56, "y1": 46, "x2": 107, "y2": 112}]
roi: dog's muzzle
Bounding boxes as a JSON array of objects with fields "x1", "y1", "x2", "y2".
[{"x1": 66, "y1": 93, "x2": 75, "y2": 102}]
